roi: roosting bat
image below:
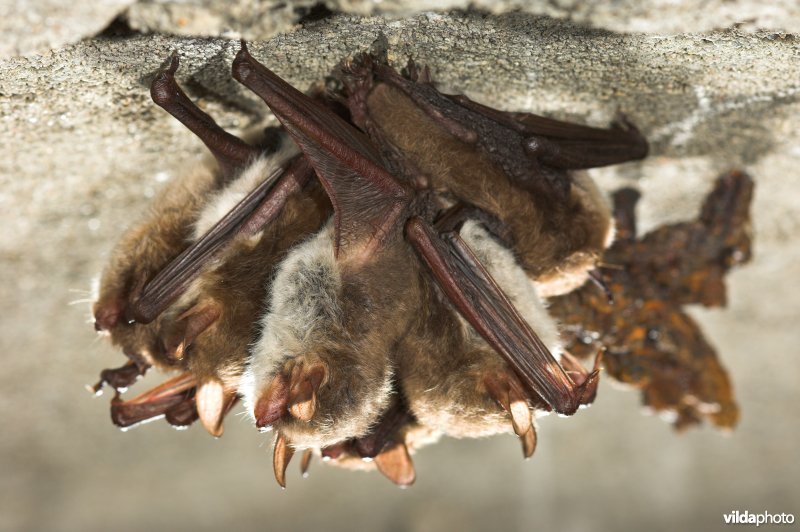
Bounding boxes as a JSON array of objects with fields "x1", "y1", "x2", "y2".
[
  {"x1": 92, "y1": 53, "x2": 330, "y2": 436},
  {"x1": 90, "y1": 41, "x2": 747, "y2": 488}
]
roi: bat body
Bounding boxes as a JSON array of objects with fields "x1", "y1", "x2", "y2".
[
  {"x1": 92, "y1": 55, "x2": 329, "y2": 434},
  {"x1": 92, "y1": 163, "x2": 220, "y2": 381},
  {"x1": 342, "y1": 57, "x2": 644, "y2": 296},
  {"x1": 231, "y1": 43, "x2": 607, "y2": 475},
  {"x1": 90, "y1": 43, "x2": 749, "y2": 488}
]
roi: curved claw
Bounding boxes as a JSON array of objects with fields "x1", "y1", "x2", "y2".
[
  {"x1": 561, "y1": 350, "x2": 603, "y2": 407},
  {"x1": 88, "y1": 360, "x2": 149, "y2": 394}
]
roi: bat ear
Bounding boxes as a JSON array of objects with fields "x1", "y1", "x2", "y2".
[
  {"x1": 161, "y1": 301, "x2": 221, "y2": 360},
  {"x1": 232, "y1": 42, "x2": 412, "y2": 264}
]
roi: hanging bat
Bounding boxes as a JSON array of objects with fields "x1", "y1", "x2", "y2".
[
  {"x1": 338, "y1": 52, "x2": 647, "y2": 297},
  {"x1": 91, "y1": 41, "x2": 745, "y2": 489},
  {"x1": 230, "y1": 41, "x2": 633, "y2": 484},
  {"x1": 97, "y1": 42, "x2": 648, "y2": 486},
  {"x1": 91, "y1": 52, "x2": 330, "y2": 437},
  {"x1": 346, "y1": 170, "x2": 753, "y2": 466}
]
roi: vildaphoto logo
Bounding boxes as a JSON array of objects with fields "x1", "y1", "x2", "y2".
[{"x1": 723, "y1": 510, "x2": 795, "y2": 526}]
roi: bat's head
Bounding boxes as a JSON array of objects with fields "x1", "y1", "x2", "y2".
[
  {"x1": 533, "y1": 169, "x2": 616, "y2": 298},
  {"x1": 91, "y1": 162, "x2": 221, "y2": 377},
  {"x1": 240, "y1": 223, "x2": 423, "y2": 449}
]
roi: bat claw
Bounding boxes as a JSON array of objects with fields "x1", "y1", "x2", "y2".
[
  {"x1": 273, "y1": 433, "x2": 295, "y2": 488},
  {"x1": 559, "y1": 350, "x2": 603, "y2": 407},
  {"x1": 287, "y1": 361, "x2": 327, "y2": 422},
  {"x1": 254, "y1": 373, "x2": 290, "y2": 429},
  {"x1": 90, "y1": 360, "x2": 148, "y2": 394},
  {"x1": 374, "y1": 442, "x2": 415, "y2": 487}
]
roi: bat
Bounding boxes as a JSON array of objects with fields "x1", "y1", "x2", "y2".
[
  {"x1": 339, "y1": 52, "x2": 647, "y2": 297},
  {"x1": 231, "y1": 41, "x2": 641, "y2": 482},
  {"x1": 89, "y1": 42, "x2": 748, "y2": 488},
  {"x1": 345, "y1": 170, "x2": 753, "y2": 466},
  {"x1": 92, "y1": 53, "x2": 330, "y2": 437}
]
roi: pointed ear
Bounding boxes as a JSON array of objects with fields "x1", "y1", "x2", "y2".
[{"x1": 232, "y1": 42, "x2": 412, "y2": 263}]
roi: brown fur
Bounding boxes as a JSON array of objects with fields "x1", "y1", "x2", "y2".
[
  {"x1": 365, "y1": 83, "x2": 612, "y2": 296},
  {"x1": 164, "y1": 182, "x2": 331, "y2": 391},
  {"x1": 93, "y1": 163, "x2": 220, "y2": 369},
  {"x1": 267, "y1": 238, "x2": 424, "y2": 448},
  {"x1": 395, "y1": 269, "x2": 525, "y2": 438}
]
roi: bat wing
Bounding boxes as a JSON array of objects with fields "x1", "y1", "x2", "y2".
[
  {"x1": 129, "y1": 155, "x2": 313, "y2": 323},
  {"x1": 446, "y1": 93, "x2": 649, "y2": 170},
  {"x1": 150, "y1": 52, "x2": 258, "y2": 179},
  {"x1": 369, "y1": 62, "x2": 646, "y2": 201},
  {"x1": 406, "y1": 216, "x2": 599, "y2": 415},
  {"x1": 232, "y1": 42, "x2": 412, "y2": 260}
]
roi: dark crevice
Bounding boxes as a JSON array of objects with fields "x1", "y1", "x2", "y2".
[
  {"x1": 296, "y1": 3, "x2": 335, "y2": 25},
  {"x1": 96, "y1": 13, "x2": 141, "y2": 39}
]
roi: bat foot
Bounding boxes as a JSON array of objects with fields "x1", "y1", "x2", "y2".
[
  {"x1": 89, "y1": 359, "x2": 149, "y2": 394},
  {"x1": 110, "y1": 372, "x2": 198, "y2": 429},
  {"x1": 561, "y1": 350, "x2": 603, "y2": 407}
]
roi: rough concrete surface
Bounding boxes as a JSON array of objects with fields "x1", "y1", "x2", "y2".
[
  {"x1": 0, "y1": 0, "x2": 135, "y2": 58},
  {"x1": 5, "y1": 0, "x2": 799, "y2": 59},
  {"x1": 124, "y1": 0, "x2": 800, "y2": 38},
  {"x1": 1, "y1": 8, "x2": 799, "y2": 532}
]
